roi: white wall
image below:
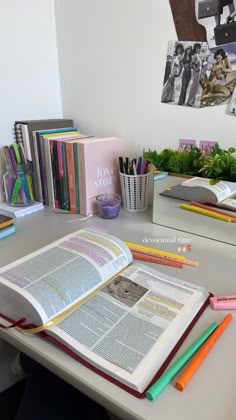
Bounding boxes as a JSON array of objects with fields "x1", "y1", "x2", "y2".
[
  {"x1": 55, "y1": 0, "x2": 235, "y2": 156},
  {"x1": 0, "y1": 0, "x2": 62, "y2": 200},
  {"x1": 0, "y1": 0, "x2": 62, "y2": 389}
]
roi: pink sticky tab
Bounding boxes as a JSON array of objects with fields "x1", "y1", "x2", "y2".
[{"x1": 210, "y1": 295, "x2": 236, "y2": 310}]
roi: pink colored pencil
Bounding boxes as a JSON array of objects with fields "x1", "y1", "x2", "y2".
[
  {"x1": 190, "y1": 201, "x2": 236, "y2": 222},
  {"x1": 131, "y1": 252, "x2": 183, "y2": 269}
]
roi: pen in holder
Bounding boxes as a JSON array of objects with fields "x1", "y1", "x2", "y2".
[
  {"x1": 119, "y1": 171, "x2": 151, "y2": 212},
  {"x1": 3, "y1": 165, "x2": 34, "y2": 207}
]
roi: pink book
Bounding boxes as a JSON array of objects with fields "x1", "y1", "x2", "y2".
[{"x1": 77, "y1": 137, "x2": 125, "y2": 216}]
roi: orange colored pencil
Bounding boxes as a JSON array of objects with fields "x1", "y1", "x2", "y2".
[
  {"x1": 126, "y1": 243, "x2": 198, "y2": 267},
  {"x1": 175, "y1": 313, "x2": 233, "y2": 391},
  {"x1": 131, "y1": 252, "x2": 183, "y2": 268},
  {"x1": 191, "y1": 201, "x2": 236, "y2": 222},
  {"x1": 125, "y1": 242, "x2": 186, "y2": 261},
  {"x1": 132, "y1": 248, "x2": 198, "y2": 268}
]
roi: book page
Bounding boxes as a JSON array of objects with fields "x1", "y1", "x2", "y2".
[
  {"x1": 218, "y1": 197, "x2": 236, "y2": 211},
  {"x1": 182, "y1": 177, "x2": 232, "y2": 203},
  {"x1": 49, "y1": 263, "x2": 208, "y2": 392},
  {"x1": 0, "y1": 228, "x2": 132, "y2": 325}
]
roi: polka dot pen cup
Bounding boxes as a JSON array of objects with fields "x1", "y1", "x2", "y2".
[{"x1": 119, "y1": 172, "x2": 151, "y2": 212}]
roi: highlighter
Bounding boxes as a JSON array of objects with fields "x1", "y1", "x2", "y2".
[
  {"x1": 10, "y1": 178, "x2": 22, "y2": 205},
  {"x1": 210, "y1": 295, "x2": 236, "y2": 310}
]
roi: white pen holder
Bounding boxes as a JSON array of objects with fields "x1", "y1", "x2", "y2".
[{"x1": 119, "y1": 172, "x2": 151, "y2": 212}]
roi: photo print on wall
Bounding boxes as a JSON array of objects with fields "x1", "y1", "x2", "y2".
[
  {"x1": 161, "y1": 40, "x2": 209, "y2": 108},
  {"x1": 178, "y1": 139, "x2": 197, "y2": 152},
  {"x1": 196, "y1": 0, "x2": 236, "y2": 48},
  {"x1": 169, "y1": 0, "x2": 236, "y2": 49},
  {"x1": 226, "y1": 85, "x2": 236, "y2": 114},
  {"x1": 201, "y1": 41, "x2": 236, "y2": 107}
]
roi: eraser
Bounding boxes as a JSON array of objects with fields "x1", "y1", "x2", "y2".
[{"x1": 210, "y1": 295, "x2": 236, "y2": 310}]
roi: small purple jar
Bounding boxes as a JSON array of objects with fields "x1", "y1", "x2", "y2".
[{"x1": 96, "y1": 193, "x2": 121, "y2": 219}]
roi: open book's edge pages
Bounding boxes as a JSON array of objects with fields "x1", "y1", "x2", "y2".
[
  {"x1": 0, "y1": 228, "x2": 132, "y2": 326},
  {"x1": 161, "y1": 177, "x2": 236, "y2": 204},
  {"x1": 217, "y1": 198, "x2": 236, "y2": 211},
  {"x1": 46, "y1": 262, "x2": 209, "y2": 393},
  {"x1": 181, "y1": 178, "x2": 235, "y2": 204}
]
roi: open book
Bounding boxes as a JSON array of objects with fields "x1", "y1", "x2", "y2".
[
  {"x1": 161, "y1": 177, "x2": 236, "y2": 211},
  {"x1": 0, "y1": 228, "x2": 210, "y2": 397}
]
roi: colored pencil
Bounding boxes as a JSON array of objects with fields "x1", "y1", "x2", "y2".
[
  {"x1": 125, "y1": 242, "x2": 186, "y2": 261},
  {"x1": 131, "y1": 251, "x2": 183, "y2": 268},
  {"x1": 146, "y1": 322, "x2": 219, "y2": 401},
  {"x1": 179, "y1": 204, "x2": 232, "y2": 223},
  {"x1": 126, "y1": 243, "x2": 198, "y2": 267},
  {"x1": 190, "y1": 201, "x2": 236, "y2": 222},
  {"x1": 175, "y1": 313, "x2": 233, "y2": 392}
]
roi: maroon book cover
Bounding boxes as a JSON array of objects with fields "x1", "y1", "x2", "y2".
[
  {"x1": 42, "y1": 294, "x2": 212, "y2": 399},
  {"x1": 0, "y1": 293, "x2": 212, "y2": 398}
]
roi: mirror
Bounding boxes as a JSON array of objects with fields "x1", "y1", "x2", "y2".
[{"x1": 152, "y1": 174, "x2": 236, "y2": 246}]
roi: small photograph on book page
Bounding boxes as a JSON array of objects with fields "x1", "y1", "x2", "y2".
[{"x1": 101, "y1": 276, "x2": 148, "y2": 308}]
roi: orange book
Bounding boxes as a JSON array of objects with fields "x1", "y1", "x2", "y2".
[{"x1": 0, "y1": 214, "x2": 14, "y2": 230}]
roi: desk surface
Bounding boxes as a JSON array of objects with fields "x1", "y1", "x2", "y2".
[{"x1": 0, "y1": 207, "x2": 235, "y2": 420}]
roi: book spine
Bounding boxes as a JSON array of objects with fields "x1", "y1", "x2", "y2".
[
  {"x1": 32, "y1": 132, "x2": 43, "y2": 202},
  {"x1": 56, "y1": 141, "x2": 64, "y2": 209},
  {"x1": 20, "y1": 124, "x2": 32, "y2": 161},
  {"x1": 38, "y1": 135, "x2": 49, "y2": 205},
  {"x1": 73, "y1": 143, "x2": 80, "y2": 213},
  {"x1": 61, "y1": 142, "x2": 70, "y2": 211},
  {"x1": 77, "y1": 143, "x2": 87, "y2": 216},
  {"x1": 65, "y1": 143, "x2": 76, "y2": 213},
  {"x1": 26, "y1": 125, "x2": 39, "y2": 202},
  {"x1": 51, "y1": 140, "x2": 60, "y2": 208},
  {"x1": 44, "y1": 139, "x2": 55, "y2": 208}
]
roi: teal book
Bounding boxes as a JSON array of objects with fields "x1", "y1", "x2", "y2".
[{"x1": 0, "y1": 224, "x2": 16, "y2": 239}]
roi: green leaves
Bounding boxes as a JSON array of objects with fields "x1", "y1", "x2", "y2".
[{"x1": 143, "y1": 145, "x2": 236, "y2": 183}]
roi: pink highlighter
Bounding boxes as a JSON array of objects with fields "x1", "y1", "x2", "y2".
[{"x1": 210, "y1": 295, "x2": 236, "y2": 310}]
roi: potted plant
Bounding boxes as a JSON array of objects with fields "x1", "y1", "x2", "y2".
[{"x1": 143, "y1": 144, "x2": 236, "y2": 184}]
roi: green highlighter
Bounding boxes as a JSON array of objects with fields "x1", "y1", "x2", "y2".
[
  {"x1": 146, "y1": 321, "x2": 219, "y2": 401},
  {"x1": 10, "y1": 178, "x2": 22, "y2": 205}
]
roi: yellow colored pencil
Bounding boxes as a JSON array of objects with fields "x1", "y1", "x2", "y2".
[
  {"x1": 179, "y1": 204, "x2": 232, "y2": 223},
  {"x1": 125, "y1": 242, "x2": 186, "y2": 260},
  {"x1": 125, "y1": 242, "x2": 198, "y2": 267}
]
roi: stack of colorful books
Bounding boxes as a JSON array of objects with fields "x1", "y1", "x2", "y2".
[
  {"x1": 13, "y1": 119, "x2": 125, "y2": 216},
  {"x1": 0, "y1": 214, "x2": 16, "y2": 239}
]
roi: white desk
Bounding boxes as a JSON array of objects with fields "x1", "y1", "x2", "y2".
[{"x1": 0, "y1": 207, "x2": 235, "y2": 420}]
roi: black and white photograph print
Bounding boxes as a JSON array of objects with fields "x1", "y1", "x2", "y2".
[
  {"x1": 226, "y1": 85, "x2": 236, "y2": 114},
  {"x1": 101, "y1": 276, "x2": 148, "y2": 308},
  {"x1": 201, "y1": 42, "x2": 236, "y2": 107},
  {"x1": 161, "y1": 40, "x2": 209, "y2": 108},
  {"x1": 196, "y1": 0, "x2": 236, "y2": 48}
]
